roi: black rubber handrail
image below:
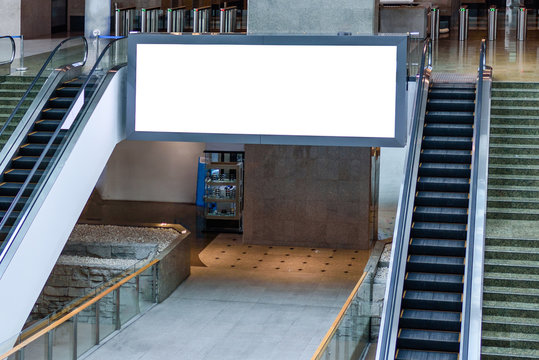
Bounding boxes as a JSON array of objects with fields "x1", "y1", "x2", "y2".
[
  {"x1": 376, "y1": 37, "x2": 431, "y2": 360},
  {"x1": 0, "y1": 36, "x2": 16, "y2": 66},
  {"x1": 0, "y1": 36, "x2": 88, "y2": 140},
  {"x1": 0, "y1": 37, "x2": 123, "y2": 269}
]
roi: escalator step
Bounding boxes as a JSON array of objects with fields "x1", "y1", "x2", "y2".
[
  {"x1": 11, "y1": 156, "x2": 52, "y2": 170},
  {"x1": 416, "y1": 177, "x2": 470, "y2": 192},
  {"x1": 420, "y1": 149, "x2": 472, "y2": 164},
  {"x1": 419, "y1": 163, "x2": 471, "y2": 178},
  {"x1": 429, "y1": 88, "x2": 475, "y2": 100},
  {"x1": 422, "y1": 136, "x2": 473, "y2": 150},
  {"x1": 403, "y1": 290, "x2": 462, "y2": 312},
  {"x1": 400, "y1": 309, "x2": 461, "y2": 331},
  {"x1": 415, "y1": 191, "x2": 469, "y2": 207},
  {"x1": 427, "y1": 99, "x2": 475, "y2": 112},
  {"x1": 396, "y1": 349, "x2": 459, "y2": 360},
  {"x1": 40, "y1": 108, "x2": 67, "y2": 120},
  {"x1": 430, "y1": 82, "x2": 476, "y2": 89},
  {"x1": 405, "y1": 273, "x2": 464, "y2": 292},
  {"x1": 409, "y1": 238, "x2": 466, "y2": 257},
  {"x1": 27, "y1": 131, "x2": 67, "y2": 144},
  {"x1": 423, "y1": 123, "x2": 474, "y2": 137},
  {"x1": 33, "y1": 119, "x2": 61, "y2": 132},
  {"x1": 55, "y1": 86, "x2": 80, "y2": 97},
  {"x1": 2, "y1": 169, "x2": 44, "y2": 183},
  {"x1": 47, "y1": 97, "x2": 76, "y2": 108},
  {"x1": 411, "y1": 222, "x2": 467, "y2": 240},
  {"x1": 0, "y1": 196, "x2": 28, "y2": 210},
  {"x1": 0, "y1": 182, "x2": 36, "y2": 196},
  {"x1": 413, "y1": 206, "x2": 468, "y2": 223},
  {"x1": 425, "y1": 111, "x2": 474, "y2": 124},
  {"x1": 398, "y1": 328, "x2": 460, "y2": 352},
  {"x1": 407, "y1": 255, "x2": 465, "y2": 274},
  {"x1": 18, "y1": 143, "x2": 59, "y2": 157},
  {"x1": 0, "y1": 210, "x2": 21, "y2": 226}
]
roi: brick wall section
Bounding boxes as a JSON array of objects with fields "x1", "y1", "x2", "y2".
[{"x1": 243, "y1": 145, "x2": 375, "y2": 249}]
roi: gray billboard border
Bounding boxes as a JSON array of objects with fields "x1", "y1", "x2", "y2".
[{"x1": 126, "y1": 33, "x2": 408, "y2": 147}]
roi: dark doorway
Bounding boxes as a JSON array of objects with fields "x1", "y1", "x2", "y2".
[{"x1": 52, "y1": 0, "x2": 68, "y2": 33}]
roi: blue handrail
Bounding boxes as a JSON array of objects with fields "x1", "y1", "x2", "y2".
[{"x1": 0, "y1": 36, "x2": 88, "y2": 140}]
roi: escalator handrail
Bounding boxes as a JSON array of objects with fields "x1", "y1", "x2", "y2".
[
  {"x1": 376, "y1": 38, "x2": 431, "y2": 360},
  {"x1": 460, "y1": 38, "x2": 491, "y2": 359},
  {"x1": 0, "y1": 36, "x2": 16, "y2": 66},
  {"x1": 0, "y1": 36, "x2": 88, "y2": 141},
  {"x1": 0, "y1": 38, "x2": 123, "y2": 274}
]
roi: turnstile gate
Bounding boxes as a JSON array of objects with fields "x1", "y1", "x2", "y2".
[
  {"x1": 167, "y1": 7, "x2": 188, "y2": 32},
  {"x1": 220, "y1": 6, "x2": 237, "y2": 33},
  {"x1": 193, "y1": 6, "x2": 211, "y2": 33},
  {"x1": 115, "y1": 7, "x2": 136, "y2": 37},
  {"x1": 141, "y1": 7, "x2": 161, "y2": 33}
]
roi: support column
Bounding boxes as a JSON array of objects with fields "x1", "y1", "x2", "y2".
[
  {"x1": 0, "y1": 0, "x2": 21, "y2": 37},
  {"x1": 85, "y1": 0, "x2": 111, "y2": 39}
]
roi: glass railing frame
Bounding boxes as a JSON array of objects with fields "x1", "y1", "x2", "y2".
[
  {"x1": 0, "y1": 36, "x2": 88, "y2": 140},
  {"x1": 0, "y1": 36, "x2": 16, "y2": 66},
  {"x1": 459, "y1": 38, "x2": 492, "y2": 359},
  {"x1": 0, "y1": 37, "x2": 124, "y2": 279},
  {"x1": 0, "y1": 258, "x2": 160, "y2": 360},
  {"x1": 375, "y1": 38, "x2": 432, "y2": 360}
]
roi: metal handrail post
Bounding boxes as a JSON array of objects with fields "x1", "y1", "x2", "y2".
[{"x1": 16, "y1": 36, "x2": 27, "y2": 71}]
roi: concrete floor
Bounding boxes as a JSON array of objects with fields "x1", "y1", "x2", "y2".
[{"x1": 82, "y1": 233, "x2": 369, "y2": 360}]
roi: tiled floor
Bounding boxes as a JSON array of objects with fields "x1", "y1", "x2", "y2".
[{"x1": 83, "y1": 233, "x2": 369, "y2": 360}]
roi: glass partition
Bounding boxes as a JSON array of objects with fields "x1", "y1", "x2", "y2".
[
  {"x1": 313, "y1": 272, "x2": 374, "y2": 360},
  {"x1": 0, "y1": 260, "x2": 159, "y2": 360}
]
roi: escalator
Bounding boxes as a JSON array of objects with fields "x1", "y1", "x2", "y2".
[
  {"x1": 395, "y1": 82, "x2": 475, "y2": 360},
  {"x1": 377, "y1": 40, "x2": 491, "y2": 360},
  {"x1": 0, "y1": 78, "x2": 89, "y2": 240},
  {"x1": 0, "y1": 37, "x2": 127, "y2": 350}
]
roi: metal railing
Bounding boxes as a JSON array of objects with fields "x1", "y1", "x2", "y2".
[
  {"x1": 0, "y1": 37, "x2": 125, "y2": 278},
  {"x1": 459, "y1": 38, "x2": 491, "y2": 360},
  {"x1": 0, "y1": 258, "x2": 160, "y2": 360},
  {"x1": 0, "y1": 36, "x2": 16, "y2": 67},
  {"x1": 311, "y1": 272, "x2": 373, "y2": 360},
  {"x1": 375, "y1": 38, "x2": 431, "y2": 360}
]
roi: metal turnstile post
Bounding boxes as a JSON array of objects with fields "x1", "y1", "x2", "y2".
[
  {"x1": 115, "y1": 9, "x2": 120, "y2": 37},
  {"x1": 431, "y1": 8, "x2": 439, "y2": 40},
  {"x1": 193, "y1": 8, "x2": 200, "y2": 32},
  {"x1": 517, "y1": 7, "x2": 527, "y2": 40},
  {"x1": 488, "y1": 6, "x2": 498, "y2": 41},
  {"x1": 459, "y1": 7, "x2": 469, "y2": 41},
  {"x1": 141, "y1": 8, "x2": 147, "y2": 32}
]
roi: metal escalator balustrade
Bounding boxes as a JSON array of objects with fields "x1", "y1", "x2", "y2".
[
  {"x1": 377, "y1": 40, "x2": 491, "y2": 360},
  {"x1": 0, "y1": 36, "x2": 16, "y2": 72},
  {"x1": 0, "y1": 37, "x2": 127, "y2": 275}
]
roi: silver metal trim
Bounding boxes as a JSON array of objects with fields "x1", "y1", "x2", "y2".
[
  {"x1": 459, "y1": 39, "x2": 491, "y2": 360},
  {"x1": 376, "y1": 39, "x2": 431, "y2": 360}
]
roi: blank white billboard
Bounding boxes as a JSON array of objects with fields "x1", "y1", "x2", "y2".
[{"x1": 135, "y1": 43, "x2": 397, "y2": 139}]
